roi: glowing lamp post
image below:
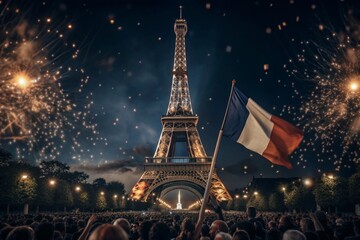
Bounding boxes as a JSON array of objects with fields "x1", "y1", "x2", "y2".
[
  {"x1": 304, "y1": 179, "x2": 312, "y2": 187},
  {"x1": 49, "y1": 180, "x2": 56, "y2": 186},
  {"x1": 75, "y1": 186, "x2": 81, "y2": 192}
]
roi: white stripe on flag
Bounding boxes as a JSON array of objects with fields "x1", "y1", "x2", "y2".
[{"x1": 237, "y1": 98, "x2": 274, "y2": 155}]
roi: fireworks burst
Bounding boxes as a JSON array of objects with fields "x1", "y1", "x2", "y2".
[
  {"x1": 285, "y1": 9, "x2": 360, "y2": 170},
  {"x1": 0, "y1": 2, "x2": 98, "y2": 161}
]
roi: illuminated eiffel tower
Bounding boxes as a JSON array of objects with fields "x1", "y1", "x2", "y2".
[{"x1": 131, "y1": 7, "x2": 231, "y2": 202}]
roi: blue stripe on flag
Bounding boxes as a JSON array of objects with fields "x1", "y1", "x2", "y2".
[{"x1": 223, "y1": 87, "x2": 249, "y2": 142}]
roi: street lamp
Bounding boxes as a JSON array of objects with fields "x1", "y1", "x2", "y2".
[
  {"x1": 101, "y1": 191, "x2": 105, "y2": 196},
  {"x1": 243, "y1": 195, "x2": 248, "y2": 199},
  {"x1": 75, "y1": 186, "x2": 81, "y2": 192},
  {"x1": 235, "y1": 195, "x2": 240, "y2": 199},
  {"x1": 49, "y1": 180, "x2": 56, "y2": 186},
  {"x1": 327, "y1": 174, "x2": 334, "y2": 179},
  {"x1": 304, "y1": 178, "x2": 312, "y2": 187},
  {"x1": 21, "y1": 175, "x2": 28, "y2": 180},
  {"x1": 254, "y1": 191, "x2": 258, "y2": 196},
  {"x1": 282, "y1": 187, "x2": 286, "y2": 192},
  {"x1": 114, "y1": 194, "x2": 118, "y2": 199}
]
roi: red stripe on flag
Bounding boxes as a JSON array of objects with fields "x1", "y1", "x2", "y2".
[{"x1": 262, "y1": 115, "x2": 303, "y2": 169}]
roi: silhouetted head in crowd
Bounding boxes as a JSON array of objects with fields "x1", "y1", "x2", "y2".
[
  {"x1": 35, "y1": 222, "x2": 54, "y2": 240},
  {"x1": 282, "y1": 230, "x2": 306, "y2": 240},
  {"x1": 0, "y1": 226, "x2": 14, "y2": 240},
  {"x1": 278, "y1": 215, "x2": 295, "y2": 233},
  {"x1": 6, "y1": 226, "x2": 34, "y2": 240},
  {"x1": 266, "y1": 228, "x2": 282, "y2": 240},
  {"x1": 113, "y1": 218, "x2": 131, "y2": 235},
  {"x1": 201, "y1": 224, "x2": 211, "y2": 238},
  {"x1": 314, "y1": 211, "x2": 328, "y2": 227},
  {"x1": 300, "y1": 218, "x2": 315, "y2": 233},
  {"x1": 54, "y1": 222, "x2": 65, "y2": 237},
  {"x1": 233, "y1": 230, "x2": 250, "y2": 240},
  {"x1": 89, "y1": 224, "x2": 128, "y2": 240},
  {"x1": 246, "y1": 207, "x2": 256, "y2": 220},
  {"x1": 210, "y1": 220, "x2": 229, "y2": 240},
  {"x1": 236, "y1": 221, "x2": 256, "y2": 240},
  {"x1": 354, "y1": 220, "x2": 360, "y2": 236},
  {"x1": 214, "y1": 232, "x2": 232, "y2": 240},
  {"x1": 139, "y1": 220, "x2": 152, "y2": 240},
  {"x1": 177, "y1": 217, "x2": 195, "y2": 240},
  {"x1": 149, "y1": 222, "x2": 170, "y2": 240}
]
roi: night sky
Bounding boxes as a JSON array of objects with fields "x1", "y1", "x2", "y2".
[{"x1": 1, "y1": 0, "x2": 359, "y2": 197}]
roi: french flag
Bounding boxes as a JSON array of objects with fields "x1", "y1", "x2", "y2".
[{"x1": 222, "y1": 87, "x2": 303, "y2": 169}]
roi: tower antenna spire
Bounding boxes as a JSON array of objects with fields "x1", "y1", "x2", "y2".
[{"x1": 179, "y1": 5, "x2": 183, "y2": 19}]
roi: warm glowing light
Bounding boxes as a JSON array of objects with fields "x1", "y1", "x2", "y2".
[
  {"x1": 304, "y1": 179, "x2": 312, "y2": 186},
  {"x1": 21, "y1": 175, "x2": 28, "y2": 179},
  {"x1": 254, "y1": 191, "x2": 258, "y2": 196},
  {"x1": 14, "y1": 73, "x2": 31, "y2": 89},
  {"x1": 101, "y1": 191, "x2": 105, "y2": 195},
  {"x1": 327, "y1": 174, "x2": 334, "y2": 179},
  {"x1": 235, "y1": 195, "x2": 239, "y2": 199},
  {"x1": 49, "y1": 180, "x2": 56, "y2": 186},
  {"x1": 349, "y1": 81, "x2": 359, "y2": 91},
  {"x1": 243, "y1": 195, "x2": 248, "y2": 199},
  {"x1": 122, "y1": 196, "x2": 125, "y2": 199},
  {"x1": 114, "y1": 194, "x2": 118, "y2": 198},
  {"x1": 282, "y1": 187, "x2": 286, "y2": 191},
  {"x1": 75, "y1": 186, "x2": 81, "y2": 191}
]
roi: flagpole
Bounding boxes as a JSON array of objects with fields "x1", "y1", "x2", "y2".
[{"x1": 197, "y1": 79, "x2": 236, "y2": 226}]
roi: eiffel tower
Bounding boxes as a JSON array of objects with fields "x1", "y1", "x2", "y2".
[{"x1": 131, "y1": 8, "x2": 231, "y2": 203}]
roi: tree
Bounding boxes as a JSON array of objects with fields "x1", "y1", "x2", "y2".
[
  {"x1": 63, "y1": 171, "x2": 89, "y2": 184},
  {"x1": 39, "y1": 160, "x2": 70, "y2": 179},
  {"x1": 0, "y1": 147, "x2": 12, "y2": 166},
  {"x1": 349, "y1": 172, "x2": 360, "y2": 205},
  {"x1": 314, "y1": 175, "x2": 348, "y2": 212},
  {"x1": 285, "y1": 184, "x2": 314, "y2": 212},
  {"x1": 54, "y1": 180, "x2": 73, "y2": 211},
  {"x1": 93, "y1": 178, "x2": 106, "y2": 187},
  {"x1": 15, "y1": 175, "x2": 37, "y2": 214},
  {"x1": 269, "y1": 192, "x2": 286, "y2": 212},
  {"x1": 246, "y1": 194, "x2": 268, "y2": 211},
  {"x1": 35, "y1": 179, "x2": 55, "y2": 212}
]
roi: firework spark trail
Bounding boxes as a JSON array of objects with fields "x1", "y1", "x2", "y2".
[
  {"x1": 0, "y1": 2, "x2": 100, "y2": 161},
  {"x1": 285, "y1": 11, "x2": 360, "y2": 171}
]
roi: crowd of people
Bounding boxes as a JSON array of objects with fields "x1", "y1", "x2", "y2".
[{"x1": 0, "y1": 208, "x2": 359, "y2": 240}]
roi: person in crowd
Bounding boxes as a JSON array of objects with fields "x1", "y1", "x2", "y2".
[
  {"x1": 177, "y1": 218, "x2": 195, "y2": 240},
  {"x1": 6, "y1": 226, "x2": 34, "y2": 240},
  {"x1": 113, "y1": 218, "x2": 131, "y2": 236},
  {"x1": 138, "y1": 220, "x2": 152, "y2": 240},
  {"x1": 214, "y1": 232, "x2": 232, "y2": 240},
  {"x1": 246, "y1": 207, "x2": 257, "y2": 222},
  {"x1": 209, "y1": 220, "x2": 229, "y2": 240},
  {"x1": 282, "y1": 230, "x2": 306, "y2": 240},
  {"x1": 88, "y1": 224, "x2": 128, "y2": 240},
  {"x1": 233, "y1": 230, "x2": 251, "y2": 240},
  {"x1": 35, "y1": 222, "x2": 55, "y2": 240},
  {"x1": 149, "y1": 222, "x2": 170, "y2": 240}
]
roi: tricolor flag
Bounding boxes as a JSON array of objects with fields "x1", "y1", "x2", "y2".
[{"x1": 222, "y1": 87, "x2": 303, "y2": 169}]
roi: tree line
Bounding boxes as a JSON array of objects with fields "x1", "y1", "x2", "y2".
[
  {"x1": 0, "y1": 148, "x2": 132, "y2": 214},
  {"x1": 231, "y1": 167, "x2": 360, "y2": 213}
]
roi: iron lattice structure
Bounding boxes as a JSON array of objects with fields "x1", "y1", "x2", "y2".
[{"x1": 131, "y1": 13, "x2": 231, "y2": 203}]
